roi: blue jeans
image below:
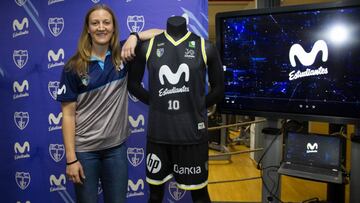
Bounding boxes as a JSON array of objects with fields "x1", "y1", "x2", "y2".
[{"x1": 75, "y1": 144, "x2": 128, "y2": 203}]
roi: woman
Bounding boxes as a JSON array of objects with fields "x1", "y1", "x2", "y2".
[{"x1": 56, "y1": 4, "x2": 161, "y2": 203}]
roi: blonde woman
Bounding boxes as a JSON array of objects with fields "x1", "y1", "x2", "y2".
[{"x1": 57, "y1": 4, "x2": 162, "y2": 203}]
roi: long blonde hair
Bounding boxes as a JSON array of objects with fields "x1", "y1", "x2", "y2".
[{"x1": 65, "y1": 4, "x2": 122, "y2": 76}]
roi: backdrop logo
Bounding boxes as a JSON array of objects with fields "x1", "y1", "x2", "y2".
[
  {"x1": 288, "y1": 40, "x2": 329, "y2": 81},
  {"x1": 15, "y1": 0, "x2": 27, "y2": 6},
  {"x1": 13, "y1": 50, "x2": 28, "y2": 69},
  {"x1": 306, "y1": 143, "x2": 318, "y2": 153},
  {"x1": 49, "y1": 144, "x2": 65, "y2": 162},
  {"x1": 49, "y1": 174, "x2": 66, "y2": 192},
  {"x1": 48, "y1": 112, "x2": 62, "y2": 131},
  {"x1": 48, "y1": 0, "x2": 64, "y2": 5},
  {"x1": 13, "y1": 18, "x2": 29, "y2": 38},
  {"x1": 128, "y1": 114, "x2": 145, "y2": 133},
  {"x1": 146, "y1": 153, "x2": 161, "y2": 174},
  {"x1": 14, "y1": 141, "x2": 30, "y2": 160},
  {"x1": 15, "y1": 172, "x2": 30, "y2": 190},
  {"x1": 14, "y1": 112, "x2": 29, "y2": 130},
  {"x1": 13, "y1": 80, "x2": 29, "y2": 100},
  {"x1": 127, "y1": 147, "x2": 144, "y2": 167},
  {"x1": 159, "y1": 64, "x2": 189, "y2": 85},
  {"x1": 48, "y1": 17, "x2": 64, "y2": 37},
  {"x1": 127, "y1": 179, "x2": 145, "y2": 197},
  {"x1": 48, "y1": 81, "x2": 60, "y2": 100},
  {"x1": 168, "y1": 181, "x2": 186, "y2": 201},
  {"x1": 91, "y1": 0, "x2": 100, "y2": 3},
  {"x1": 16, "y1": 201, "x2": 30, "y2": 203},
  {"x1": 48, "y1": 48, "x2": 65, "y2": 69},
  {"x1": 127, "y1": 15, "x2": 145, "y2": 33}
]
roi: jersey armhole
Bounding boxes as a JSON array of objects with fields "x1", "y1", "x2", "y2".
[
  {"x1": 200, "y1": 37, "x2": 207, "y2": 66},
  {"x1": 146, "y1": 37, "x2": 155, "y2": 62}
]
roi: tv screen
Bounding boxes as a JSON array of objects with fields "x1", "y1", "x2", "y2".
[{"x1": 216, "y1": 1, "x2": 360, "y2": 123}]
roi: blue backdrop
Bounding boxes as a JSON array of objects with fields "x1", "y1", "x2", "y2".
[{"x1": 0, "y1": 0, "x2": 208, "y2": 202}]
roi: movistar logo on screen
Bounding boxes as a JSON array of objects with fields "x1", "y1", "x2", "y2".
[
  {"x1": 288, "y1": 40, "x2": 329, "y2": 81},
  {"x1": 158, "y1": 63, "x2": 190, "y2": 97},
  {"x1": 306, "y1": 143, "x2": 318, "y2": 153},
  {"x1": 13, "y1": 18, "x2": 29, "y2": 38}
]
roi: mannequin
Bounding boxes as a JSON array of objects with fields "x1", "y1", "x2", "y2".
[{"x1": 128, "y1": 16, "x2": 224, "y2": 203}]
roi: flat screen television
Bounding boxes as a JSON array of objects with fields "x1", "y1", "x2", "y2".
[{"x1": 216, "y1": 1, "x2": 360, "y2": 123}]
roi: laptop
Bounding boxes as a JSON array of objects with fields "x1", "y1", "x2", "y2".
[{"x1": 278, "y1": 132, "x2": 344, "y2": 184}]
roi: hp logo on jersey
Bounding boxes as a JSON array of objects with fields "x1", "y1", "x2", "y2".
[{"x1": 146, "y1": 153, "x2": 161, "y2": 174}]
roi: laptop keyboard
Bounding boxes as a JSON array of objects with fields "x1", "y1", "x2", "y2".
[{"x1": 283, "y1": 163, "x2": 338, "y2": 176}]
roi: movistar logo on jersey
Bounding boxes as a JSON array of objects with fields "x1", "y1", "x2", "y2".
[
  {"x1": 159, "y1": 63, "x2": 189, "y2": 85},
  {"x1": 158, "y1": 64, "x2": 190, "y2": 97}
]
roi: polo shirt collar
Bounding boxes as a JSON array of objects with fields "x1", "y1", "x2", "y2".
[{"x1": 90, "y1": 50, "x2": 111, "y2": 70}]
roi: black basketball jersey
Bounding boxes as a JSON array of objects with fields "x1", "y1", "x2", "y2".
[{"x1": 145, "y1": 31, "x2": 208, "y2": 144}]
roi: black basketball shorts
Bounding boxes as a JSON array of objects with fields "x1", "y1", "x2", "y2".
[{"x1": 145, "y1": 141, "x2": 209, "y2": 190}]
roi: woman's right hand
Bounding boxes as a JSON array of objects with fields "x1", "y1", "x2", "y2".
[{"x1": 66, "y1": 161, "x2": 86, "y2": 184}]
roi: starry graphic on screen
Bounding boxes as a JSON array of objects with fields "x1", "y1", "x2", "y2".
[{"x1": 219, "y1": 4, "x2": 360, "y2": 119}]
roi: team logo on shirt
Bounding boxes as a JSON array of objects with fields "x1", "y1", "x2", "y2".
[
  {"x1": 156, "y1": 48, "x2": 164, "y2": 57},
  {"x1": 189, "y1": 41, "x2": 196, "y2": 48},
  {"x1": 168, "y1": 181, "x2": 186, "y2": 201},
  {"x1": 127, "y1": 15, "x2": 145, "y2": 33},
  {"x1": 15, "y1": 172, "x2": 31, "y2": 190},
  {"x1": 13, "y1": 50, "x2": 28, "y2": 69},
  {"x1": 49, "y1": 144, "x2": 65, "y2": 162},
  {"x1": 48, "y1": 81, "x2": 60, "y2": 100},
  {"x1": 14, "y1": 112, "x2": 29, "y2": 130},
  {"x1": 57, "y1": 84, "x2": 66, "y2": 95},
  {"x1": 127, "y1": 147, "x2": 144, "y2": 167},
  {"x1": 48, "y1": 17, "x2": 64, "y2": 37}
]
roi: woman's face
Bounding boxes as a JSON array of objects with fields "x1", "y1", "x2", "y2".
[{"x1": 88, "y1": 9, "x2": 114, "y2": 47}]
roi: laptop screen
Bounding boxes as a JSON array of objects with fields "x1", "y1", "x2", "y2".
[{"x1": 284, "y1": 132, "x2": 341, "y2": 169}]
